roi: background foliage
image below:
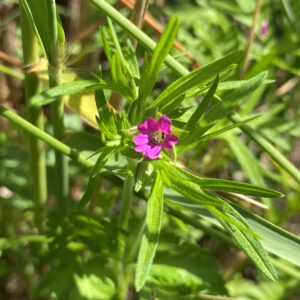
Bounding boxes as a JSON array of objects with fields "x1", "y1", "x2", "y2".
[{"x1": 0, "y1": 0, "x2": 300, "y2": 299}]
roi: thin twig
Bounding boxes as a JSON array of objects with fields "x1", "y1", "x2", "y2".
[
  {"x1": 227, "y1": 192, "x2": 268, "y2": 210},
  {"x1": 197, "y1": 293, "x2": 241, "y2": 300},
  {"x1": 121, "y1": 0, "x2": 201, "y2": 67},
  {"x1": 0, "y1": 49, "x2": 21, "y2": 66},
  {"x1": 240, "y1": 0, "x2": 263, "y2": 77},
  {"x1": 130, "y1": 0, "x2": 149, "y2": 35},
  {"x1": 275, "y1": 77, "x2": 300, "y2": 97}
]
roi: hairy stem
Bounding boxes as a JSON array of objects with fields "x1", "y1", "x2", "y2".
[
  {"x1": 20, "y1": 4, "x2": 47, "y2": 230},
  {"x1": 48, "y1": 63, "x2": 69, "y2": 213},
  {"x1": 47, "y1": 1, "x2": 69, "y2": 213},
  {"x1": 0, "y1": 105, "x2": 92, "y2": 169},
  {"x1": 116, "y1": 164, "x2": 135, "y2": 300}
]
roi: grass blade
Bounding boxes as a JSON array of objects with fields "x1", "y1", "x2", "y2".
[{"x1": 230, "y1": 116, "x2": 300, "y2": 183}]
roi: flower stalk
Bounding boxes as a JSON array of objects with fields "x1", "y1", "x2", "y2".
[{"x1": 47, "y1": 1, "x2": 69, "y2": 213}]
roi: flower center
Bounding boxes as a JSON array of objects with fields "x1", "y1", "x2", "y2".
[{"x1": 151, "y1": 131, "x2": 164, "y2": 145}]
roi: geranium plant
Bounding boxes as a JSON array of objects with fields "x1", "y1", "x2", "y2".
[{"x1": 1, "y1": 1, "x2": 300, "y2": 299}]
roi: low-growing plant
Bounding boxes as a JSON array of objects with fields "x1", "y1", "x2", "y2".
[{"x1": 1, "y1": 0, "x2": 300, "y2": 299}]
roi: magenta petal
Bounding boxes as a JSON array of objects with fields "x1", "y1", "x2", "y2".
[
  {"x1": 261, "y1": 20, "x2": 268, "y2": 35},
  {"x1": 144, "y1": 117, "x2": 159, "y2": 132},
  {"x1": 137, "y1": 123, "x2": 149, "y2": 134},
  {"x1": 135, "y1": 144, "x2": 151, "y2": 152},
  {"x1": 168, "y1": 134, "x2": 179, "y2": 143},
  {"x1": 137, "y1": 118, "x2": 156, "y2": 133},
  {"x1": 145, "y1": 145, "x2": 162, "y2": 160},
  {"x1": 158, "y1": 114, "x2": 172, "y2": 134},
  {"x1": 133, "y1": 133, "x2": 149, "y2": 146},
  {"x1": 134, "y1": 115, "x2": 178, "y2": 159},
  {"x1": 137, "y1": 123, "x2": 147, "y2": 133},
  {"x1": 163, "y1": 134, "x2": 179, "y2": 150}
]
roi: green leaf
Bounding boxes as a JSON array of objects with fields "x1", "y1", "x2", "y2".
[
  {"x1": 234, "y1": 118, "x2": 300, "y2": 183},
  {"x1": 76, "y1": 147, "x2": 116, "y2": 210},
  {"x1": 135, "y1": 171, "x2": 164, "y2": 291},
  {"x1": 30, "y1": 80, "x2": 132, "y2": 107},
  {"x1": 111, "y1": 53, "x2": 127, "y2": 88},
  {"x1": 199, "y1": 115, "x2": 260, "y2": 142},
  {"x1": 184, "y1": 75, "x2": 219, "y2": 131},
  {"x1": 158, "y1": 161, "x2": 223, "y2": 207},
  {"x1": 208, "y1": 205, "x2": 254, "y2": 236},
  {"x1": 94, "y1": 88, "x2": 118, "y2": 139},
  {"x1": 136, "y1": 17, "x2": 179, "y2": 121},
  {"x1": 217, "y1": 78, "x2": 274, "y2": 91},
  {"x1": 124, "y1": 39, "x2": 140, "y2": 79},
  {"x1": 103, "y1": 19, "x2": 139, "y2": 91},
  {"x1": 107, "y1": 18, "x2": 125, "y2": 63},
  {"x1": 100, "y1": 27, "x2": 113, "y2": 62},
  {"x1": 227, "y1": 275, "x2": 283, "y2": 300},
  {"x1": 134, "y1": 162, "x2": 154, "y2": 192},
  {"x1": 148, "y1": 50, "x2": 243, "y2": 110},
  {"x1": 180, "y1": 72, "x2": 267, "y2": 149},
  {"x1": 225, "y1": 133, "x2": 267, "y2": 189},
  {"x1": 91, "y1": 147, "x2": 117, "y2": 178},
  {"x1": 178, "y1": 115, "x2": 260, "y2": 154},
  {"x1": 74, "y1": 273, "x2": 115, "y2": 300},
  {"x1": 166, "y1": 191, "x2": 277, "y2": 281},
  {"x1": 76, "y1": 173, "x2": 100, "y2": 211},
  {"x1": 160, "y1": 94, "x2": 186, "y2": 115},
  {"x1": 30, "y1": 80, "x2": 102, "y2": 106},
  {"x1": 118, "y1": 111, "x2": 131, "y2": 131},
  {"x1": 214, "y1": 204, "x2": 277, "y2": 281},
  {"x1": 166, "y1": 190, "x2": 300, "y2": 270},
  {"x1": 237, "y1": 204, "x2": 300, "y2": 269},
  {"x1": 199, "y1": 71, "x2": 267, "y2": 129},
  {"x1": 178, "y1": 167, "x2": 283, "y2": 198},
  {"x1": 109, "y1": 51, "x2": 136, "y2": 102},
  {"x1": 145, "y1": 243, "x2": 226, "y2": 297},
  {"x1": 19, "y1": 0, "x2": 47, "y2": 57}
]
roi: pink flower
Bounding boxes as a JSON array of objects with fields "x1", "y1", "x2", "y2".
[
  {"x1": 261, "y1": 20, "x2": 268, "y2": 35},
  {"x1": 133, "y1": 115, "x2": 178, "y2": 160}
]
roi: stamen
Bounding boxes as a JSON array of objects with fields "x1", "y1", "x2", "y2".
[{"x1": 151, "y1": 131, "x2": 164, "y2": 145}]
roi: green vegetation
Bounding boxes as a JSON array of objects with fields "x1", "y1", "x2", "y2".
[{"x1": 0, "y1": 0, "x2": 300, "y2": 299}]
